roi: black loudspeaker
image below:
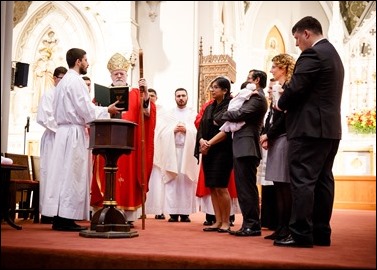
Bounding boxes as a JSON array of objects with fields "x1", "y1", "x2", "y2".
[{"x1": 14, "y1": 62, "x2": 29, "y2": 88}]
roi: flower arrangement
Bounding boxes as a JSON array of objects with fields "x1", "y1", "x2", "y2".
[{"x1": 347, "y1": 107, "x2": 376, "y2": 134}]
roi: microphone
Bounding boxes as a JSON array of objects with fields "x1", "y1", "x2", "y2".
[{"x1": 25, "y1": 116, "x2": 30, "y2": 132}]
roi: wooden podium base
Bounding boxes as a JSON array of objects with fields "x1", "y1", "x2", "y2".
[
  {"x1": 79, "y1": 205, "x2": 139, "y2": 238},
  {"x1": 83, "y1": 119, "x2": 138, "y2": 239},
  {"x1": 79, "y1": 229, "x2": 138, "y2": 238}
]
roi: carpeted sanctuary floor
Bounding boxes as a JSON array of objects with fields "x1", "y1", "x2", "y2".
[{"x1": 1, "y1": 209, "x2": 376, "y2": 269}]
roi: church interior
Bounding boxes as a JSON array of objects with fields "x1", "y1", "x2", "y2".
[
  {"x1": 1, "y1": 1, "x2": 376, "y2": 209},
  {"x1": 1, "y1": 2, "x2": 376, "y2": 269}
]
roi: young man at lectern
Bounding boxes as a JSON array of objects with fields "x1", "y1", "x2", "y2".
[
  {"x1": 41, "y1": 48, "x2": 122, "y2": 231},
  {"x1": 90, "y1": 53, "x2": 156, "y2": 227}
]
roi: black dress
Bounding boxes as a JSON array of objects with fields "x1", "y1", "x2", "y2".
[{"x1": 195, "y1": 98, "x2": 233, "y2": 188}]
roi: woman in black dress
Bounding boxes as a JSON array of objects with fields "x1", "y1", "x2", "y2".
[{"x1": 195, "y1": 76, "x2": 233, "y2": 232}]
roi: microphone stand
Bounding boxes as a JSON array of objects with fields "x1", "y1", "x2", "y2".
[
  {"x1": 23, "y1": 126, "x2": 27, "y2": 154},
  {"x1": 24, "y1": 117, "x2": 30, "y2": 154}
]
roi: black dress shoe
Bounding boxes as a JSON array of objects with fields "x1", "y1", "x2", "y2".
[
  {"x1": 180, "y1": 216, "x2": 191, "y2": 222},
  {"x1": 274, "y1": 234, "x2": 313, "y2": 248},
  {"x1": 228, "y1": 227, "x2": 243, "y2": 235},
  {"x1": 40, "y1": 215, "x2": 54, "y2": 224},
  {"x1": 264, "y1": 231, "x2": 278, "y2": 240},
  {"x1": 203, "y1": 220, "x2": 214, "y2": 226},
  {"x1": 265, "y1": 226, "x2": 290, "y2": 240},
  {"x1": 168, "y1": 217, "x2": 179, "y2": 222},
  {"x1": 234, "y1": 227, "x2": 261, "y2": 237},
  {"x1": 52, "y1": 218, "x2": 88, "y2": 231},
  {"x1": 155, "y1": 214, "x2": 166, "y2": 220},
  {"x1": 203, "y1": 227, "x2": 220, "y2": 232}
]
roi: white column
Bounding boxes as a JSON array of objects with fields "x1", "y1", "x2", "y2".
[{"x1": 1, "y1": 1, "x2": 14, "y2": 153}]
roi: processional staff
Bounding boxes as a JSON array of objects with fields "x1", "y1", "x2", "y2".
[{"x1": 139, "y1": 49, "x2": 147, "y2": 230}]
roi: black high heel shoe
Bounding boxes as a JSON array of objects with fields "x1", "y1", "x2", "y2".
[
  {"x1": 218, "y1": 227, "x2": 231, "y2": 233},
  {"x1": 203, "y1": 227, "x2": 220, "y2": 232}
]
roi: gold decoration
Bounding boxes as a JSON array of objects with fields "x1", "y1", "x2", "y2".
[
  {"x1": 107, "y1": 53, "x2": 130, "y2": 73},
  {"x1": 197, "y1": 37, "x2": 236, "y2": 111}
]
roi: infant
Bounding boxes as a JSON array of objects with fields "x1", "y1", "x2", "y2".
[{"x1": 220, "y1": 83, "x2": 256, "y2": 133}]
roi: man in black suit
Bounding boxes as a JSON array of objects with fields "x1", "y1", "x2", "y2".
[
  {"x1": 222, "y1": 70, "x2": 268, "y2": 236},
  {"x1": 274, "y1": 16, "x2": 344, "y2": 248}
]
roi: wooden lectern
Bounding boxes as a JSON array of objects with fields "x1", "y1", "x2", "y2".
[{"x1": 79, "y1": 119, "x2": 138, "y2": 238}]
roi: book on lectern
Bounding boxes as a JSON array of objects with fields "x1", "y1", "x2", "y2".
[{"x1": 94, "y1": 83, "x2": 129, "y2": 110}]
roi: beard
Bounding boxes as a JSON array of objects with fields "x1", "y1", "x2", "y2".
[
  {"x1": 79, "y1": 65, "x2": 87, "y2": 75},
  {"x1": 113, "y1": 79, "x2": 126, "y2": 86}
]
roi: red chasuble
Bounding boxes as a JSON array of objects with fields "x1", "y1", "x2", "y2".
[{"x1": 91, "y1": 88, "x2": 156, "y2": 210}]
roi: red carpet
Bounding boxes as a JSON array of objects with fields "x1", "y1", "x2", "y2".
[{"x1": 1, "y1": 210, "x2": 376, "y2": 269}]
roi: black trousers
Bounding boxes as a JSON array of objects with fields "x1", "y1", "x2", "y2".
[
  {"x1": 288, "y1": 137, "x2": 340, "y2": 244},
  {"x1": 233, "y1": 156, "x2": 261, "y2": 230}
]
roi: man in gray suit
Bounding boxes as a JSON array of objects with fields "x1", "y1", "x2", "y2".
[
  {"x1": 274, "y1": 16, "x2": 344, "y2": 248},
  {"x1": 222, "y1": 70, "x2": 268, "y2": 236}
]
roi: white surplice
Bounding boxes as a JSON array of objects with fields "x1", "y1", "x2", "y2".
[
  {"x1": 156, "y1": 107, "x2": 200, "y2": 215},
  {"x1": 145, "y1": 104, "x2": 168, "y2": 215}
]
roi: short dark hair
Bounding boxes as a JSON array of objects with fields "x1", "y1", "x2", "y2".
[
  {"x1": 53, "y1": 66, "x2": 67, "y2": 77},
  {"x1": 175, "y1": 88, "x2": 187, "y2": 95},
  {"x1": 82, "y1": 76, "x2": 91, "y2": 81},
  {"x1": 292, "y1": 16, "x2": 323, "y2": 35},
  {"x1": 251, "y1": 70, "x2": 267, "y2": 88},
  {"x1": 66, "y1": 48, "x2": 86, "y2": 68},
  {"x1": 148, "y1": 88, "x2": 157, "y2": 95}
]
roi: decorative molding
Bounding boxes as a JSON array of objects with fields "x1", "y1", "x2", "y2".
[
  {"x1": 340, "y1": 1, "x2": 376, "y2": 37},
  {"x1": 13, "y1": 1, "x2": 32, "y2": 28},
  {"x1": 15, "y1": 4, "x2": 56, "y2": 60},
  {"x1": 146, "y1": 1, "x2": 160, "y2": 22}
]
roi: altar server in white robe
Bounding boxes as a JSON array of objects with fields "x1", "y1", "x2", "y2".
[
  {"x1": 145, "y1": 88, "x2": 169, "y2": 219},
  {"x1": 36, "y1": 66, "x2": 67, "y2": 224},
  {"x1": 42, "y1": 48, "x2": 122, "y2": 231},
  {"x1": 157, "y1": 88, "x2": 200, "y2": 222}
]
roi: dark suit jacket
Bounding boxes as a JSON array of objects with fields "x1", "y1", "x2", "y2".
[
  {"x1": 278, "y1": 39, "x2": 344, "y2": 140},
  {"x1": 262, "y1": 103, "x2": 286, "y2": 141},
  {"x1": 222, "y1": 89, "x2": 267, "y2": 159}
]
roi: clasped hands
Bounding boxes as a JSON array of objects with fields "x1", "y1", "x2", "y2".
[
  {"x1": 199, "y1": 138, "x2": 211, "y2": 155},
  {"x1": 259, "y1": 134, "x2": 269, "y2": 150},
  {"x1": 174, "y1": 123, "x2": 186, "y2": 134}
]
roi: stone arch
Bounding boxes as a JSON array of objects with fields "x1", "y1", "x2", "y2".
[{"x1": 9, "y1": 1, "x2": 105, "y2": 140}]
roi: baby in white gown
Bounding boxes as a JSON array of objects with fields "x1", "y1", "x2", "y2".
[{"x1": 220, "y1": 83, "x2": 256, "y2": 133}]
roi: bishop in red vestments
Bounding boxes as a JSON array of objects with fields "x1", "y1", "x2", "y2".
[{"x1": 90, "y1": 53, "x2": 156, "y2": 223}]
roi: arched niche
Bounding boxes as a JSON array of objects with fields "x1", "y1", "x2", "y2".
[{"x1": 264, "y1": 26, "x2": 285, "y2": 73}]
